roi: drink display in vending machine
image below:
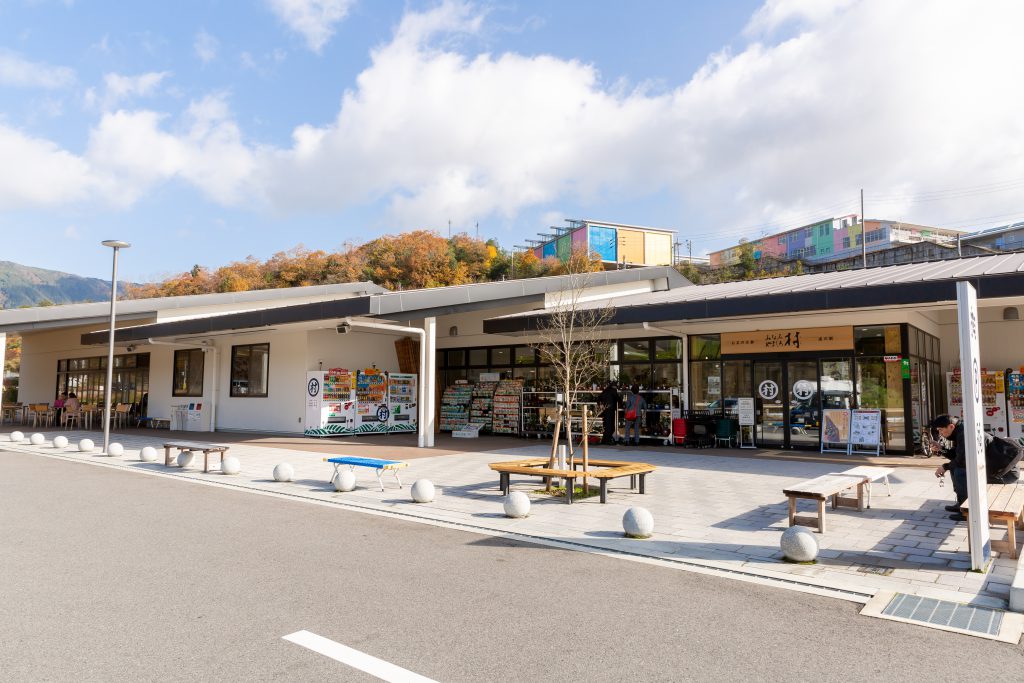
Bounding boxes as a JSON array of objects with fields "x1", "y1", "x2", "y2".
[
  {"x1": 355, "y1": 369, "x2": 389, "y2": 433},
  {"x1": 1005, "y1": 369, "x2": 1024, "y2": 445},
  {"x1": 304, "y1": 369, "x2": 356, "y2": 436},
  {"x1": 387, "y1": 372, "x2": 417, "y2": 433},
  {"x1": 946, "y1": 368, "x2": 1008, "y2": 435}
]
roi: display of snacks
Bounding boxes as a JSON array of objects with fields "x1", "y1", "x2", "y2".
[
  {"x1": 491, "y1": 379, "x2": 524, "y2": 434},
  {"x1": 440, "y1": 382, "x2": 474, "y2": 431},
  {"x1": 470, "y1": 381, "x2": 498, "y2": 431}
]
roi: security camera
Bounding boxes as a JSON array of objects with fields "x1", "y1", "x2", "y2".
[
  {"x1": 126, "y1": 345, "x2": 136, "y2": 352},
  {"x1": 336, "y1": 322, "x2": 351, "y2": 334}
]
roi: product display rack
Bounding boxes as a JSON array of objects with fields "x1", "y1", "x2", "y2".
[
  {"x1": 521, "y1": 389, "x2": 602, "y2": 440},
  {"x1": 440, "y1": 382, "x2": 474, "y2": 432},
  {"x1": 520, "y1": 388, "x2": 676, "y2": 444},
  {"x1": 470, "y1": 381, "x2": 498, "y2": 432},
  {"x1": 491, "y1": 379, "x2": 524, "y2": 435}
]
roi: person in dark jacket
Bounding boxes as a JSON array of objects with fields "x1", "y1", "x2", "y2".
[
  {"x1": 931, "y1": 415, "x2": 968, "y2": 521},
  {"x1": 624, "y1": 385, "x2": 647, "y2": 446},
  {"x1": 597, "y1": 381, "x2": 619, "y2": 445}
]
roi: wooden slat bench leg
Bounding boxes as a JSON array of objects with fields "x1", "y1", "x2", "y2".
[
  {"x1": 817, "y1": 498, "x2": 826, "y2": 534},
  {"x1": 1007, "y1": 519, "x2": 1017, "y2": 560},
  {"x1": 788, "y1": 496, "x2": 796, "y2": 527}
]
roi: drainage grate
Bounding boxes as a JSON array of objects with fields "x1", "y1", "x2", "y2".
[{"x1": 881, "y1": 593, "x2": 1003, "y2": 636}]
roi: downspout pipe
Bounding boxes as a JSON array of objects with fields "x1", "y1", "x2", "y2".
[{"x1": 341, "y1": 319, "x2": 428, "y2": 448}]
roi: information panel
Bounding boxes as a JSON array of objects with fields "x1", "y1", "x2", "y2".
[
  {"x1": 849, "y1": 409, "x2": 882, "y2": 455},
  {"x1": 821, "y1": 409, "x2": 851, "y2": 453}
]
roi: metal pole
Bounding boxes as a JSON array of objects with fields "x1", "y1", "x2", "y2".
[
  {"x1": 102, "y1": 247, "x2": 119, "y2": 454},
  {"x1": 860, "y1": 189, "x2": 866, "y2": 268}
]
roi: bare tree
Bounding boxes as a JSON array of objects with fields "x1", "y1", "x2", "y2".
[{"x1": 534, "y1": 248, "x2": 614, "y2": 484}]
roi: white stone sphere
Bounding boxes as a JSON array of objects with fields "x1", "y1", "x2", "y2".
[
  {"x1": 53, "y1": 435, "x2": 68, "y2": 449},
  {"x1": 177, "y1": 450, "x2": 196, "y2": 468},
  {"x1": 781, "y1": 525, "x2": 819, "y2": 563},
  {"x1": 78, "y1": 438, "x2": 94, "y2": 452},
  {"x1": 332, "y1": 470, "x2": 357, "y2": 492},
  {"x1": 10, "y1": 431, "x2": 24, "y2": 442},
  {"x1": 139, "y1": 446, "x2": 158, "y2": 462},
  {"x1": 623, "y1": 507, "x2": 655, "y2": 539},
  {"x1": 221, "y1": 456, "x2": 241, "y2": 475},
  {"x1": 273, "y1": 462, "x2": 294, "y2": 482},
  {"x1": 410, "y1": 479, "x2": 435, "y2": 503},
  {"x1": 30, "y1": 433, "x2": 45, "y2": 445},
  {"x1": 107, "y1": 442, "x2": 124, "y2": 457},
  {"x1": 503, "y1": 491, "x2": 531, "y2": 518}
]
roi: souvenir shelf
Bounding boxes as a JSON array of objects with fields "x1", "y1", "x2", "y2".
[
  {"x1": 440, "y1": 382, "x2": 474, "y2": 432},
  {"x1": 470, "y1": 381, "x2": 498, "y2": 431},
  {"x1": 491, "y1": 379, "x2": 524, "y2": 435}
]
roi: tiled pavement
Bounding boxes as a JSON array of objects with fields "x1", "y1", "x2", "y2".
[{"x1": 3, "y1": 429, "x2": 1020, "y2": 610}]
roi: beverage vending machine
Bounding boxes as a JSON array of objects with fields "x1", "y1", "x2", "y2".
[
  {"x1": 387, "y1": 372, "x2": 417, "y2": 433},
  {"x1": 946, "y1": 368, "x2": 1008, "y2": 436},
  {"x1": 1005, "y1": 370, "x2": 1024, "y2": 444},
  {"x1": 355, "y1": 368, "x2": 389, "y2": 433},
  {"x1": 304, "y1": 368, "x2": 356, "y2": 436}
]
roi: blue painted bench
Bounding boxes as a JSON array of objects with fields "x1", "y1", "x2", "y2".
[{"x1": 323, "y1": 456, "x2": 409, "y2": 491}]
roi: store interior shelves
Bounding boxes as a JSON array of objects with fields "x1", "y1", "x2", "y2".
[
  {"x1": 440, "y1": 382, "x2": 474, "y2": 432},
  {"x1": 492, "y1": 379, "x2": 524, "y2": 435}
]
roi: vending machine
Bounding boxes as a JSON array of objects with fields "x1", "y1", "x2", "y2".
[
  {"x1": 387, "y1": 372, "x2": 418, "y2": 433},
  {"x1": 946, "y1": 369, "x2": 1008, "y2": 436},
  {"x1": 304, "y1": 368, "x2": 356, "y2": 436},
  {"x1": 355, "y1": 369, "x2": 389, "y2": 433},
  {"x1": 1005, "y1": 370, "x2": 1024, "y2": 444}
]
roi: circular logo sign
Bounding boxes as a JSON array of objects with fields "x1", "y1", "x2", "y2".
[
  {"x1": 758, "y1": 380, "x2": 779, "y2": 401},
  {"x1": 376, "y1": 405, "x2": 390, "y2": 422},
  {"x1": 307, "y1": 378, "x2": 320, "y2": 397},
  {"x1": 792, "y1": 380, "x2": 815, "y2": 401}
]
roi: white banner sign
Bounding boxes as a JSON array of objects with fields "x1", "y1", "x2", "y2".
[
  {"x1": 737, "y1": 397, "x2": 755, "y2": 426},
  {"x1": 957, "y1": 281, "x2": 990, "y2": 569}
]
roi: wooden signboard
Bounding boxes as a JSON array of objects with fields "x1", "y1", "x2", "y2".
[
  {"x1": 821, "y1": 409, "x2": 851, "y2": 453},
  {"x1": 722, "y1": 326, "x2": 854, "y2": 355}
]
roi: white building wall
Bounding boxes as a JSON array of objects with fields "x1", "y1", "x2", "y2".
[{"x1": 937, "y1": 303, "x2": 1024, "y2": 372}]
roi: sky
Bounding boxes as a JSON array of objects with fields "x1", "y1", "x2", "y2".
[{"x1": 1, "y1": 0, "x2": 1023, "y2": 282}]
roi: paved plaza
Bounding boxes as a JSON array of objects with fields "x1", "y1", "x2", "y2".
[{"x1": 1, "y1": 428, "x2": 1019, "y2": 611}]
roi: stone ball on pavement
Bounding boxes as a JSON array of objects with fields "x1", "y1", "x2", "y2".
[
  {"x1": 221, "y1": 456, "x2": 241, "y2": 475},
  {"x1": 30, "y1": 433, "x2": 45, "y2": 445},
  {"x1": 53, "y1": 435, "x2": 68, "y2": 449},
  {"x1": 78, "y1": 438, "x2": 94, "y2": 452},
  {"x1": 10, "y1": 431, "x2": 24, "y2": 442},
  {"x1": 503, "y1": 491, "x2": 531, "y2": 518},
  {"x1": 623, "y1": 506, "x2": 655, "y2": 539},
  {"x1": 332, "y1": 470, "x2": 357, "y2": 492},
  {"x1": 177, "y1": 450, "x2": 196, "y2": 469},
  {"x1": 139, "y1": 446, "x2": 158, "y2": 462},
  {"x1": 410, "y1": 479, "x2": 435, "y2": 503},
  {"x1": 273, "y1": 462, "x2": 294, "y2": 482},
  {"x1": 107, "y1": 442, "x2": 124, "y2": 457},
  {"x1": 781, "y1": 525, "x2": 819, "y2": 562}
]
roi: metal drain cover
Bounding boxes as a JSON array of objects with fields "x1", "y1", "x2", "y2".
[{"x1": 861, "y1": 592, "x2": 1023, "y2": 643}]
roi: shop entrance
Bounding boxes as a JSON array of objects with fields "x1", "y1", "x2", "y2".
[{"x1": 751, "y1": 359, "x2": 853, "y2": 449}]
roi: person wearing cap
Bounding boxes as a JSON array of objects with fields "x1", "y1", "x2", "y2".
[{"x1": 930, "y1": 414, "x2": 967, "y2": 521}]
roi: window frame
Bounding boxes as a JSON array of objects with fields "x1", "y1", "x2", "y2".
[
  {"x1": 230, "y1": 343, "x2": 270, "y2": 398},
  {"x1": 172, "y1": 348, "x2": 205, "y2": 398}
]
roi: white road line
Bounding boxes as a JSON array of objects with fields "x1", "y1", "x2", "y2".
[{"x1": 282, "y1": 630, "x2": 438, "y2": 683}]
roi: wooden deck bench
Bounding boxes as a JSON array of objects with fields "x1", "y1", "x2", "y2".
[
  {"x1": 782, "y1": 473, "x2": 870, "y2": 533},
  {"x1": 961, "y1": 484, "x2": 1024, "y2": 559},
  {"x1": 573, "y1": 462, "x2": 657, "y2": 503},
  {"x1": 489, "y1": 458, "x2": 656, "y2": 504},
  {"x1": 163, "y1": 442, "x2": 230, "y2": 473},
  {"x1": 489, "y1": 463, "x2": 589, "y2": 504}
]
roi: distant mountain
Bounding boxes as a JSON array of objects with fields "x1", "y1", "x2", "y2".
[{"x1": 0, "y1": 261, "x2": 132, "y2": 309}]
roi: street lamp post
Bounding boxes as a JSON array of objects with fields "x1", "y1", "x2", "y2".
[{"x1": 101, "y1": 240, "x2": 130, "y2": 455}]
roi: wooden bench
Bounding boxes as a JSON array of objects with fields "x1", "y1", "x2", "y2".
[
  {"x1": 961, "y1": 484, "x2": 1024, "y2": 559},
  {"x1": 490, "y1": 463, "x2": 589, "y2": 504},
  {"x1": 837, "y1": 465, "x2": 894, "y2": 509},
  {"x1": 164, "y1": 442, "x2": 230, "y2": 473},
  {"x1": 489, "y1": 458, "x2": 656, "y2": 504},
  {"x1": 782, "y1": 473, "x2": 870, "y2": 533},
  {"x1": 573, "y1": 461, "x2": 656, "y2": 503}
]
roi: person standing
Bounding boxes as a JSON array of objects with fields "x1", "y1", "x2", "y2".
[
  {"x1": 931, "y1": 415, "x2": 967, "y2": 521},
  {"x1": 597, "y1": 381, "x2": 619, "y2": 445},
  {"x1": 624, "y1": 384, "x2": 647, "y2": 447}
]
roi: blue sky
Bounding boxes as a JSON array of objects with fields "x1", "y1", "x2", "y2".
[{"x1": 1, "y1": 0, "x2": 1023, "y2": 282}]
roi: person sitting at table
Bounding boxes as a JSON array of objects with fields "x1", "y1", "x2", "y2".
[
  {"x1": 62, "y1": 393, "x2": 81, "y2": 426},
  {"x1": 53, "y1": 393, "x2": 67, "y2": 422}
]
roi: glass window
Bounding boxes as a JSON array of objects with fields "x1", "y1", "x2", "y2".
[
  {"x1": 436, "y1": 351, "x2": 445, "y2": 368},
  {"x1": 512, "y1": 366, "x2": 537, "y2": 386},
  {"x1": 447, "y1": 349, "x2": 465, "y2": 367},
  {"x1": 491, "y1": 347, "x2": 510, "y2": 365},
  {"x1": 856, "y1": 357, "x2": 905, "y2": 451},
  {"x1": 514, "y1": 346, "x2": 535, "y2": 365},
  {"x1": 651, "y1": 363, "x2": 680, "y2": 389},
  {"x1": 468, "y1": 349, "x2": 488, "y2": 366},
  {"x1": 172, "y1": 349, "x2": 205, "y2": 397},
  {"x1": 622, "y1": 340, "x2": 650, "y2": 362},
  {"x1": 930, "y1": 336, "x2": 939, "y2": 362},
  {"x1": 720, "y1": 360, "x2": 752, "y2": 416},
  {"x1": 689, "y1": 334, "x2": 721, "y2": 360},
  {"x1": 854, "y1": 325, "x2": 901, "y2": 356},
  {"x1": 230, "y1": 343, "x2": 269, "y2": 397},
  {"x1": 908, "y1": 326, "x2": 919, "y2": 357},
  {"x1": 654, "y1": 339, "x2": 681, "y2": 361},
  {"x1": 689, "y1": 361, "x2": 721, "y2": 410}
]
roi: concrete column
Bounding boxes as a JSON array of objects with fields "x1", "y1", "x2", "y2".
[
  {"x1": 0, "y1": 332, "x2": 6, "y2": 402},
  {"x1": 425, "y1": 317, "x2": 436, "y2": 447}
]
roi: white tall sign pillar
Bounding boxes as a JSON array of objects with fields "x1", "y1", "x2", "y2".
[
  {"x1": 956, "y1": 281, "x2": 991, "y2": 570},
  {"x1": 424, "y1": 317, "x2": 436, "y2": 447},
  {"x1": 0, "y1": 332, "x2": 6, "y2": 401}
]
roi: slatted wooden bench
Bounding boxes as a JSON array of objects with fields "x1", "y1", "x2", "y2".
[
  {"x1": 782, "y1": 473, "x2": 870, "y2": 533},
  {"x1": 960, "y1": 484, "x2": 1024, "y2": 559},
  {"x1": 489, "y1": 463, "x2": 590, "y2": 504},
  {"x1": 489, "y1": 458, "x2": 656, "y2": 504},
  {"x1": 163, "y1": 442, "x2": 230, "y2": 473}
]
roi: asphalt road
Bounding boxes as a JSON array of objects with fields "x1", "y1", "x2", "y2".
[{"x1": 1, "y1": 449, "x2": 1021, "y2": 682}]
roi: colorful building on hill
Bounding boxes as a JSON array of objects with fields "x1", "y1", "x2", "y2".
[
  {"x1": 524, "y1": 219, "x2": 676, "y2": 268},
  {"x1": 708, "y1": 216, "x2": 962, "y2": 267}
]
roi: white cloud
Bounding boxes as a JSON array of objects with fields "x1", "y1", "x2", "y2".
[
  {"x1": 86, "y1": 71, "x2": 170, "y2": 111},
  {"x1": 194, "y1": 30, "x2": 219, "y2": 63},
  {"x1": 0, "y1": 50, "x2": 74, "y2": 88},
  {"x1": 0, "y1": 124, "x2": 100, "y2": 208},
  {"x1": 267, "y1": 0, "x2": 354, "y2": 53},
  {"x1": 63, "y1": 225, "x2": 80, "y2": 239}
]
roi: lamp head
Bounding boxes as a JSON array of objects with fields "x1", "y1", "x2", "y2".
[{"x1": 101, "y1": 240, "x2": 131, "y2": 249}]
